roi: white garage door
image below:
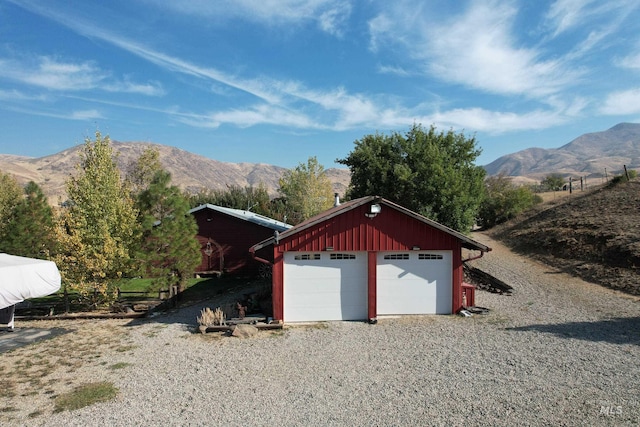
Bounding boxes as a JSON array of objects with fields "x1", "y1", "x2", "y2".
[
  {"x1": 376, "y1": 251, "x2": 452, "y2": 315},
  {"x1": 284, "y1": 251, "x2": 368, "y2": 322}
]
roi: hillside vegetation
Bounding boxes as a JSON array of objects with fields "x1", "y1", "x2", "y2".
[{"x1": 489, "y1": 178, "x2": 640, "y2": 295}]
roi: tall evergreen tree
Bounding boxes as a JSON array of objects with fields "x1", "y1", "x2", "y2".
[
  {"x1": 136, "y1": 170, "x2": 200, "y2": 293},
  {"x1": 3, "y1": 181, "x2": 57, "y2": 258},
  {"x1": 55, "y1": 132, "x2": 138, "y2": 305}
]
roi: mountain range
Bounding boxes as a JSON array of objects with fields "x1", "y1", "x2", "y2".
[
  {"x1": 1, "y1": 123, "x2": 638, "y2": 203},
  {"x1": 0, "y1": 142, "x2": 350, "y2": 204},
  {"x1": 484, "y1": 123, "x2": 640, "y2": 183}
]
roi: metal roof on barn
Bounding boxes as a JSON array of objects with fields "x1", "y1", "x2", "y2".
[{"x1": 189, "y1": 204, "x2": 291, "y2": 232}]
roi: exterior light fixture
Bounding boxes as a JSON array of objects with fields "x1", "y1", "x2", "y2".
[
  {"x1": 365, "y1": 203, "x2": 382, "y2": 219},
  {"x1": 325, "y1": 246, "x2": 334, "y2": 251}
]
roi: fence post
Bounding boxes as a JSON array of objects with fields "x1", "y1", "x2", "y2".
[
  {"x1": 64, "y1": 286, "x2": 69, "y2": 313},
  {"x1": 569, "y1": 177, "x2": 573, "y2": 194},
  {"x1": 172, "y1": 285, "x2": 179, "y2": 308},
  {"x1": 624, "y1": 165, "x2": 630, "y2": 181}
]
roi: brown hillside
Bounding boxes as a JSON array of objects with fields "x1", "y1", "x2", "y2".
[
  {"x1": 0, "y1": 142, "x2": 351, "y2": 204},
  {"x1": 489, "y1": 178, "x2": 640, "y2": 295},
  {"x1": 484, "y1": 122, "x2": 640, "y2": 181}
]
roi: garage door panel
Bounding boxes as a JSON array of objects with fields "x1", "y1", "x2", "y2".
[
  {"x1": 377, "y1": 251, "x2": 452, "y2": 315},
  {"x1": 284, "y1": 252, "x2": 367, "y2": 322}
]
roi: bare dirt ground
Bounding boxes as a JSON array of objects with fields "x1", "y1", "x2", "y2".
[{"x1": 490, "y1": 179, "x2": 640, "y2": 296}]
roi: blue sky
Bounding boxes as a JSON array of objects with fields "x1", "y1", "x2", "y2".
[{"x1": 1, "y1": 0, "x2": 640, "y2": 169}]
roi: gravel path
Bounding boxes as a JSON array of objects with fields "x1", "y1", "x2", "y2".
[{"x1": 12, "y1": 232, "x2": 640, "y2": 426}]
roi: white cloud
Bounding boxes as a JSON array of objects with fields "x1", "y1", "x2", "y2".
[
  {"x1": 429, "y1": 107, "x2": 568, "y2": 134},
  {"x1": 368, "y1": 13, "x2": 394, "y2": 53},
  {"x1": 177, "y1": 104, "x2": 318, "y2": 130},
  {"x1": 317, "y1": 2, "x2": 351, "y2": 37},
  {"x1": 377, "y1": 64, "x2": 410, "y2": 77},
  {"x1": 0, "y1": 56, "x2": 106, "y2": 90},
  {"x1": 424, "y1": 2, "x2": 581, "y2": 97},
  {"x1": 5, "y1": 106, "x2": 103, "y2": 121},
  {"x1": 46, "y1": 25, "x2": 284, "y2": 103},
  {"x1": 0, "y1": 88, "x2": 47, "y2": 101},
  {"x1": 545, "y1": 0, "x2": 639, "y2": 38},
  {"x1": 368, "y1": 2, "x2": 582, "y2": 98},
  {"x1": 545, "y1": 0, "x2": 598, "y2": 36},
  {"x1": 70, "y1": 109, "x2": 103, "y2": 120},
  {"x1": 104, "y1": 79, "x2": 165, "y2": 96},
  {"x1": 142, "y1": 0, "x2": 351, "y2": 36},
  {"x1": 618, "y1": 51, "x2": 640, "y2": 70},
  {"x1": 600, "y1": 88, "x2": 640, "y2": 115},
  {"x1": 0, "y1": 55, "x2": 164, "y2": 96}
]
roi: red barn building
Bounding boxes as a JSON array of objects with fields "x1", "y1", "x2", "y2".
[
  {"x1": 190, "y1": 204, "x2": 290, "y2": 276},
  {"x1": 250, "y1": 196, "x2": 491, "y2": 322}
]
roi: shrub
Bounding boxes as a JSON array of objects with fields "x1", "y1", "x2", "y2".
[{"x1": 478, "y1": 175, "x2": 541, "y2": 228}]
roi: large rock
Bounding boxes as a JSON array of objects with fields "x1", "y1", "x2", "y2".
[{"x1": 231, "y1": 324, "x2": 258, "y2": 338}]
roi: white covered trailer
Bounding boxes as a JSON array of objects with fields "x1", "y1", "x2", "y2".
[{"x1": 0, "y1": 254, "x2": 61, "y2": 331}]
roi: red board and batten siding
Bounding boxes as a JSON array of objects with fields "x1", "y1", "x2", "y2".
[
  {"x1": 192, "y1": 209, "x2": 278, "y2": 275},
  {"x1": 271, "y1": 202, "x2": 465, "y2": 321}
]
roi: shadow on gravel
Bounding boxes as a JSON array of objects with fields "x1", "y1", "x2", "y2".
[
  {"x1": 122, "y1": 277, "x2": 270, "y2": 330},
  {"x1": 506, "y1": 317, "x2": 640, "y2": 346}
]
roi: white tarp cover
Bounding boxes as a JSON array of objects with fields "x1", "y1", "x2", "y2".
[{"x1": 0, "y1": 253, "x2": 61, "y2": 310}]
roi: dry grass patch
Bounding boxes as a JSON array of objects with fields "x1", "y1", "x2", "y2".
[{"x1": 0, "y1": 318, "x2": 131, "y2": 423}]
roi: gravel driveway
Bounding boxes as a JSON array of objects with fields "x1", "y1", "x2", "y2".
[{"x1": 7, "y1": 232, "x2": 640, "y2": 426}]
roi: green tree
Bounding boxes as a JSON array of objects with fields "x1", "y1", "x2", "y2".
[
  {"x1": 135, "y1": 170, "x2": 200, "y2": 294},
  {"x1": 278, "y1": 156, "x2": 334, "y2": 224},
  {"x1": 126, "y1": 146, "x2": 163, "y2": 196},
  {"x1": 188, "y1": 184, "x2": 271, "y2": 216},
  {"x1": 266, "y1": 197, "x2": 289, "y2": 224},
  {"x1": 337, "y1": 124, "x2": 485, "y2": 232},
  {"x1": 2, "y1": 181, "x2": 58, "y2": 258},
  {"x1": 0, "y1": 171, "x2": 22, "y2": 241},
  {"x1": 541, "y1": 174, "x2": 565, "y2": 191},
  {"x1": 55, "y1": 132, "x2": 138, "y2": 306},
  {"x1": 477, "y1": 174, "x2": 541, "y2": 228}
]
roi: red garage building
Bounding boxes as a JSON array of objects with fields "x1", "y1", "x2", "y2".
[
  {"x1": 250, "y1": 196, "x2": 491, "y2": 322},
  {"x1": 190, "y1": 204, "x2": 290, "y2": 277}
]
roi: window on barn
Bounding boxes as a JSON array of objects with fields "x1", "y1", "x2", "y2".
[
  {"x1": 330, "y1": 253, "x2": 356, "y2": 260},
  {"x1": 418, "y1": 253, "x2": 444, "y2": 260},
  {"x1": 294, "y1": 254, "x2": 321, "y2": 261},
  {"x1": 383, "y1": 253, "x2": 410, "y2": 260}
]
